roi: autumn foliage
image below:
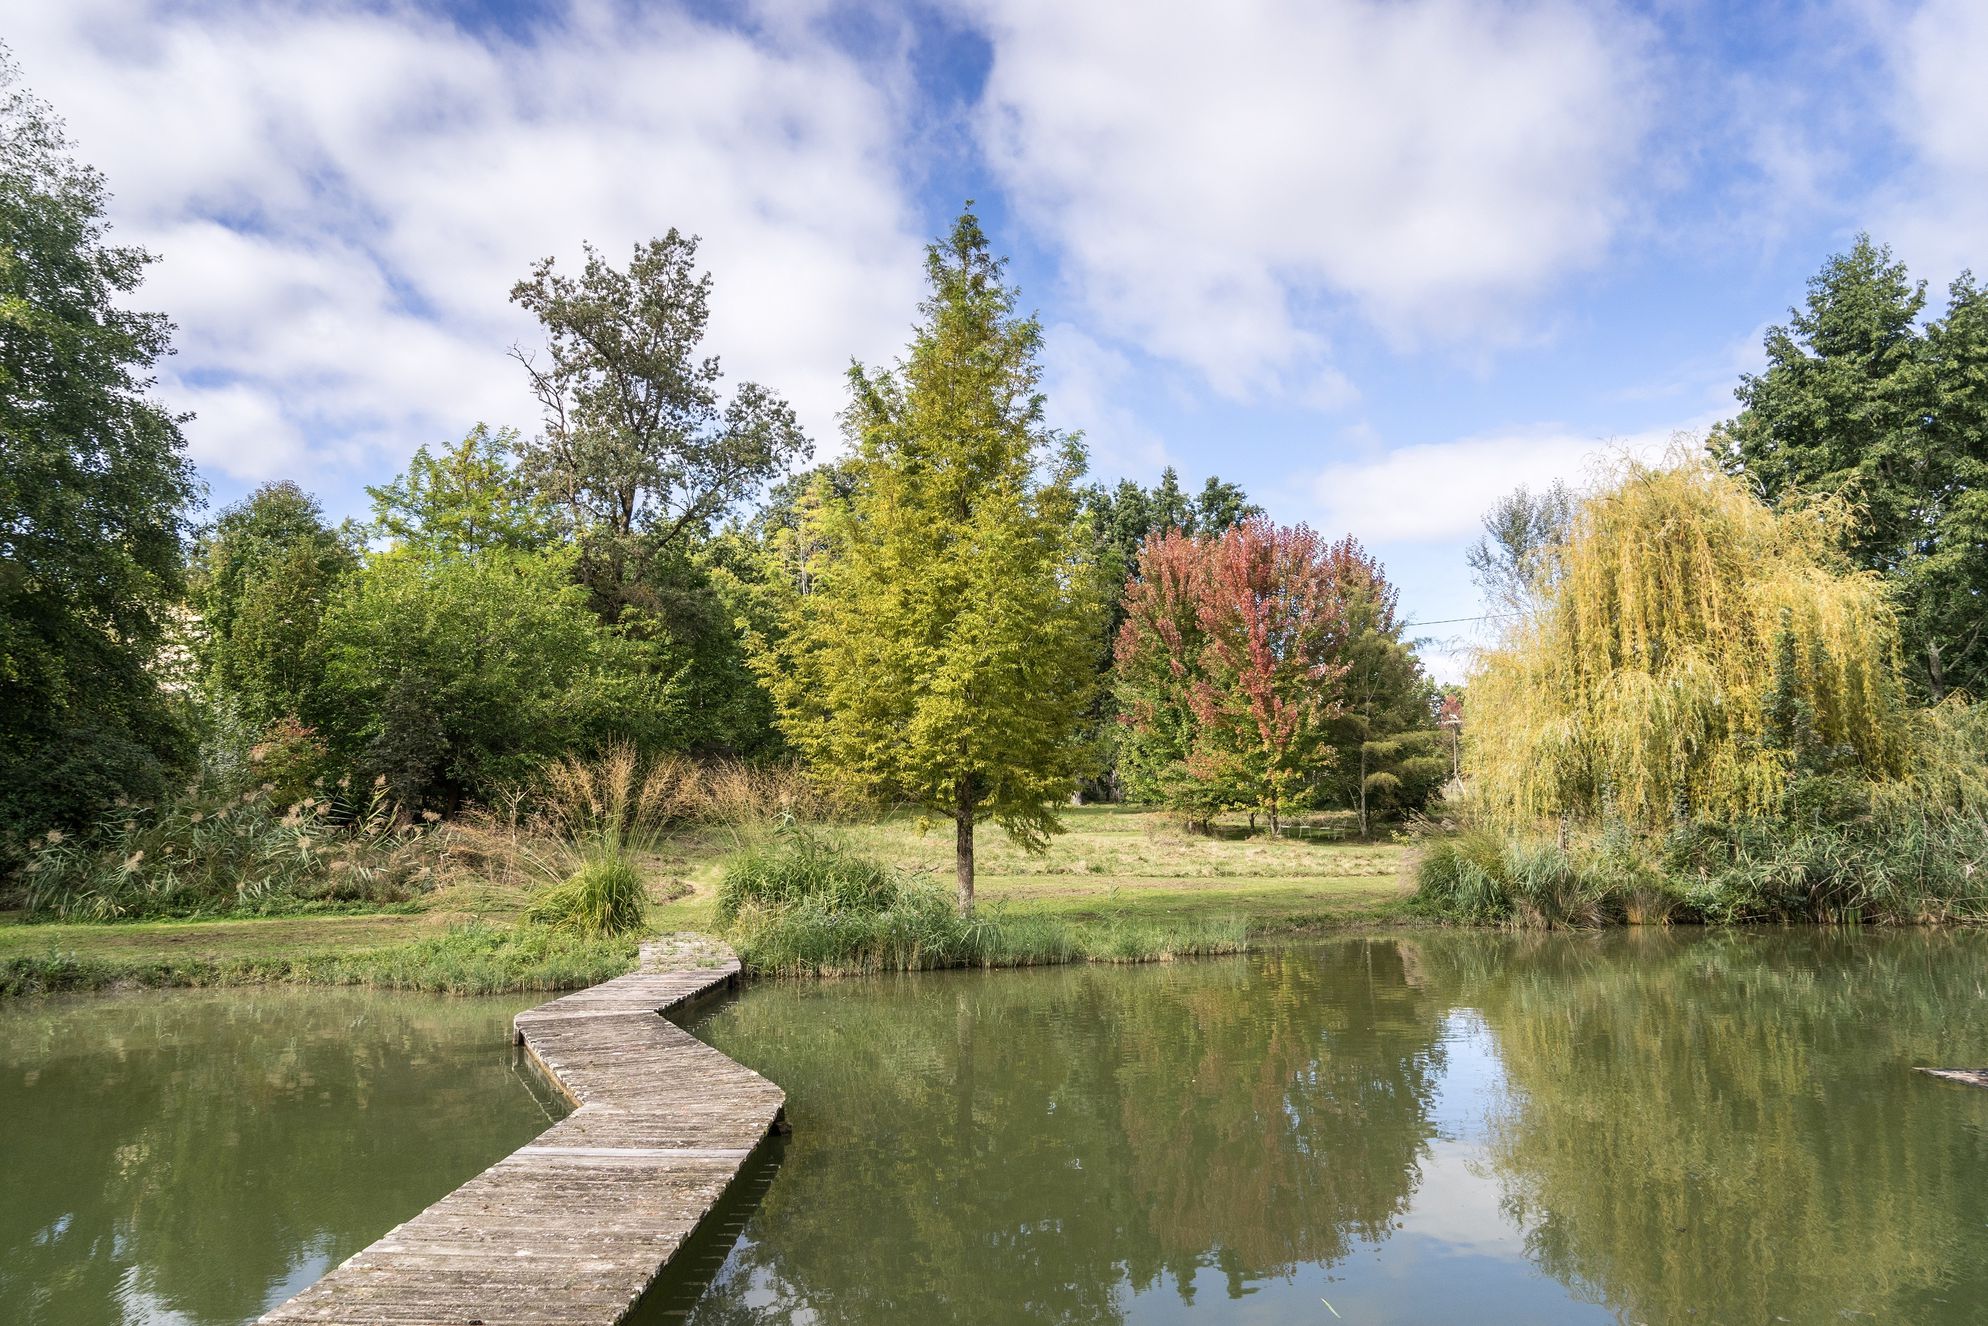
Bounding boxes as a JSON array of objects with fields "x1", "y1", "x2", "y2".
[{"x1": 1114, "y1": 518, "x2": 1409, "y2": 829}]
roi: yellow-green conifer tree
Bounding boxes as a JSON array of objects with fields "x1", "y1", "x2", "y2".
[{"x1": 754, "y1": 211, "x2": 1105, "y2": 910}]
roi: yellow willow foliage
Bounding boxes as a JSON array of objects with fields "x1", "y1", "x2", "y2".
[{"x1": 1467, "y1": 459, "x2": 1911, "y2": 829}]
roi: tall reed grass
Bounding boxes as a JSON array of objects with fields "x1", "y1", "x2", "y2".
[
  {"x1": 20, "y1": 778, "x2": 443, "y2": 920},
  {"x1": 1413, "y1": 803, "x2": 1988, "y2": 927}
]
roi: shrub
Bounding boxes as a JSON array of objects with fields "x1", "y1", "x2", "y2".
[
  {"x1": 714, "y1": 828, "x2": 901, "y2": 924},
  {"x1": 524, "y1": 857, "x2": 649, "y2": 938}
]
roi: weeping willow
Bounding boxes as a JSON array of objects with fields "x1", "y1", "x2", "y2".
[{"x1": 1467, "y1": 458, "x2": 1912, "y2": 831}]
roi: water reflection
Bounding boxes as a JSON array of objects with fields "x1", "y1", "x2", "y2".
[
  {"x1": 678, "y1": 930, "x2": 1988, "y2": 1325},
  {"x1": 0, "y1": 988, "x2": 557, "y2": 1326}
]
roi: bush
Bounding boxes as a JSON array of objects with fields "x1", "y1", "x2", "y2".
[
  {"x1": 1413, "y1": 804, "x2": 1988, "y2": 927},
  {"x1": 714, "y1": 828, "x2": 901, "y2": 924},
  {"x1": 524, "y1": 856, "x2": 650, "y2": 938}
]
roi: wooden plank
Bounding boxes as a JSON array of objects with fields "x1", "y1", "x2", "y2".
[
  {"x1": 258, "y1": 933, "x2": 782, "y2": 1326},
  {"x1": 1917, "y1": 1066, "x2": 1988, "y2": 1089}
]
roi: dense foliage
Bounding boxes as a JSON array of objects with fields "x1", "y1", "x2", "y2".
[
  {"x1": 754, "y1": 211, "x2": 1107, "y2": 909},
  {"x1": 0, "y1": 65, "x2": 197, "y2": 852},
  {"x1": 1466, "y1": 459, "x2": 1909, "y2": 831},
  {"x1": 1436, "y1": 457, "x2": 1988, "y2": 926},
  {"x1": 1715, "y1": 236, "x2": 1988, "y2": 700},
  {"x1": 1114, "y1": 519, "x2": 1440, "y2": 831}
]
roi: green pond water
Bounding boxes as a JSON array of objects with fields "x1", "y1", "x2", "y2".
[
  {"x1": 655, "y1": 929, "x2": 1988, "y2": 1325},
  {"x1": 0, "y1": 987, "x2": 562, "y2": 1326},
  {"x1": 6, "y1": 933, "x2": 1987, "y2": 1326}
]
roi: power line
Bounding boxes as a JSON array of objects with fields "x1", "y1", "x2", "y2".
[{"x1": 1401, "y1": 611, "x2": 1525, "y2": 628}]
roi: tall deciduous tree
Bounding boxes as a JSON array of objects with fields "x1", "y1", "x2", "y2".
[
  {"x1": 1714, "y1": 236, "x2": 1988, "y2": 698},
  {"x1": 509, "y1": 232, "x2": 809, "y2": 615},
  {"x1": 756, "y1": 211, "x2": 1105, "y2": 910},
  {"x1": 1186, "y1": 521, "x2": 1353, "y2": 833},
  {"x1": 192, "y1": 482, "x2": 352, "y2": 732},
  {"x1": 1115, "y1": 521, "x2": 1385, "y2": 832},
  {"x1": 0, "y1": 60, "x2": 197, "y2": 843},
  {"x1": 364, "y1": 423, "x2": 555, "y2": 558},
  {"x1": 1467, "y1": 481, "x2": 1574, "y2": 613}
]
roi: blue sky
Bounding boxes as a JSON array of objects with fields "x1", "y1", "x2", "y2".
[{"x1": 9, "y1": 0, "x2": 1987, "y2": 677}]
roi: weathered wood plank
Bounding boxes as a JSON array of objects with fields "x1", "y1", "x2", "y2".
[
  {"x1": 258, "y1": 934, "x2": 782, "y2": 1326},
  {"x1": 1917, "y1": 1066, "x2": 1988, "y2": 1089}
]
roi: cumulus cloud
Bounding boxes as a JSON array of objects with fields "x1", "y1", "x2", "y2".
[
  {"x1": 4, "y1": 0, "x2": 928, "y2": 495},
  {"x1": 1877, "y1": 0, "x2": 1988, "y2": 283},
  {"x1": 1310, "y1": 421, "x2": 1692, "y2": 544},
  {"x1": 966, "y1": 0, "x2": 1655, "y2": 397}
]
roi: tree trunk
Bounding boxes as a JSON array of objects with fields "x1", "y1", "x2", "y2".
[
  {"x1": 1358, "y1": 743, "x2": 1369, "y2": 840},
  {"x1": 954, "y1": 781, "x2": 975, "y2": 913},
  {"x1": 1928, "y1": 640, "x2": 1946, "y2": 702}
]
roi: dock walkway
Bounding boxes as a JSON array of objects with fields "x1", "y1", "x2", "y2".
[{"x1": 259, "y1": 933, "x2": 785, "y2": 1326}]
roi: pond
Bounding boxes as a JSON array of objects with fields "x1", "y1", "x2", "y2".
[
  {"x1": 658, "y1": 929, "x2": 1988, "y2": 1325},
  {"x1": 0, "y1": 987, "x2": 562, "y2": 1326}
]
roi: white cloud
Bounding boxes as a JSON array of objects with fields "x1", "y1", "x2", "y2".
[
  {"x1": 1310, "y1": 422, "x2": 1690, "y2": 543},
  {"x1": 3, "y1": 0, "x2": 928, "y2": 496},
  {"x1": 1877, "y1": 0, "x2": 1988, "y2": 283},
  {"x1": 1040, "y1": 324, "x2": 1173, "y2": 481},
  {"x1": 966, "y1": 0, "x2": 1654, "y2": 397}
]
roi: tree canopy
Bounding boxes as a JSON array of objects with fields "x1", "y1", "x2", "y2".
[
  {"x1": 0, "y1": 60, "x2": 197, "y2": 845},
  {"x1": 1714, "y1": 235, "x2": 1988, "y2": 699},
  {"x1": 1466, "y1": 459, "x2": 1911, "y2": 831}
]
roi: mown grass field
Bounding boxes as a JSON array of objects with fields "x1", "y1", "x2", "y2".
[{"x1": 1, "y1": 806, "x2": 1415, "y2": 994}]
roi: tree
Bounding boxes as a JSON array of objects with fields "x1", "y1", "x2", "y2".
[
  {"x1": 364, "y1": 423, "x2": 555, "y2": 558},
  {"x1": 1111, "y1": 528, "x2": 1224, "y2": 821},
  {"x1": 315, "y1": 546, "x2": 633, "y2": 809},
  {"x1": 1467, "y1": 459, "x2": 1910, "y2": 831},
  {"x1": 1113, "y1": 520, "x2": 1366, "y2": 832},
  {"x1": 755, "y1": 210, "x2": 1105, "y2": 910},
  {"x1": 1714, "y1": 236, "x2": 1988, "y2": 699},
  {"x1": 1467, "y1": 481, "x2": 1575, "y2": 612},
  {"x1": 1080, "y1": 469, "x2": 1261, "y2": 800},
  {"x1": 1316, "y1": 544, "x2": 1445, "y2": 835},
  {"x1": 191, "y1": 482, "x2": 352, "y2": 732},
  {"x1": 1185, "y1": 521, "x2": 1354, "y2": 834},
  {"x1": 510, "y1": 232, "x2": 809, "y2": 616},
  {"x1": 0, "y1": 59, "x2": 198, "y2": 845}
]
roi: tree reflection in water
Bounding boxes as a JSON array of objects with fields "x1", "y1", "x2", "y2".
[{"x1": 674, "y1": 930, "x2": 1988, "y2": 1326}]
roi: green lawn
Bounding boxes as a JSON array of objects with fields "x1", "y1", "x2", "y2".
[{"x1": 2, "y1": 806, "x2": 1416, "y2": 994}]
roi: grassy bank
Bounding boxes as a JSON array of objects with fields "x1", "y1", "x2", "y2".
[
  {"x1": 0, "y1": 915, "x2": 641, "y2": 997},
  {"x1": 1, "y1": 807, "x2": 1415, "y2": 995}
]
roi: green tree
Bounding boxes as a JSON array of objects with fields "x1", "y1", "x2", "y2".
[
  {"x1": 755, "y1": 210, "x2": 1106, "y2": 909},
  {"x1": 1467, "y1": 480, "x2": 1574, "y2": 612},
  {"x1": 315, "y1": 545, "x2": 632, "y2": 809},
  {"x1": 364, "y1": 423, "x2": 554, "y2": 558},
  {"x1": 1317, "y1": 545, "x2": 1445, "y2": 835},
  {"x1": 1714, "y1": 236, "x2": 1988, "y2": 698},
  {"x1": 509, "y1": 231, "x2": 809, "y2": 616},
  {"x1": 0, "y1": 60, "x2": 197, "y2": 844},
  {"x1": 191, "y1": 482, "x2": 352, "y2": 732}
]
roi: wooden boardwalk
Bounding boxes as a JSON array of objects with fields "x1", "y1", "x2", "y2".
[{"x1": 259, "y1": 934, "x2": 785, "y2": 1326}]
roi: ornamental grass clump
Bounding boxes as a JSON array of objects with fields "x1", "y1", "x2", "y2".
[{"x1": 523, "y1": 857, "x2": 649, "y2": 938}]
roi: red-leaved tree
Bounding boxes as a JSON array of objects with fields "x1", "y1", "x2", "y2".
[{"x1": 1114, "y1": 518, "x2": 1362, "y2": 830}]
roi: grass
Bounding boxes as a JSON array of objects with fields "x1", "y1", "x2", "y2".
[
  {"x1": 1, "y1": 806, "x2": 1416, "y2": 996},
  {"x1": 654, "y1": 805, "x2": 1413, "y2": 939},
  {"x1": 1410, "y1": 806, "x2": 1988, "y2": 928}
]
